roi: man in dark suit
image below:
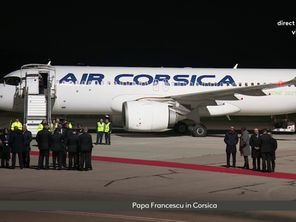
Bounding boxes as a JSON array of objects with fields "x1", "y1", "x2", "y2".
[
  {"x1": 268, "y1": 132, "x2": 278, "y2": 172},
  {"x1": 249, "y1": 128, "x2": 261, "y2": 171},
  {"x1": 36, "y1": 124, "x2": 51, "y2": 169},
  {"x1": 66, "y1": 130, "x2": 79, "y2": 170},
  {"x1": 22, "y1": 125, "x2": 32, "y2": 168},
  {"x1": 9, "y1": 127, "x2": 24, "y2": 169},
  {"x1": 79, "y1": 127, "x2": 93, "y2": 171},
  {"x1": 50, "y1": 129, "x2": 65, "y2": 170},
  {"x1": 224, "y1": 126, "x2": 238, "y2": 168},
  {"x1": 259, "y1": 130, "x2": 273, "y2": 172}
]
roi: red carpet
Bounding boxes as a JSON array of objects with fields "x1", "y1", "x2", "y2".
[{"x1": 30, "y1": 150, "x2": 296, "y2": 180}]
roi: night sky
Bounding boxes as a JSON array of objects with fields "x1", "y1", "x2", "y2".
[{"x1": 1, "y1": 1, "x2": 295, "y2": 77}]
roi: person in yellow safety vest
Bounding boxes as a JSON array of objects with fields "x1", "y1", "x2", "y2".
[
  {"x1": 104, "y1": 118, "x2": 112, "y2": 145},
  {"x1": 49, "y1": 122, "x2": 54, "y2": 133},
  {"x1": 10, "y1": 118, "x2": 22, "y2": 131},
  {"x1": 95, "y1": 118, "x2": 105, "y2": 144},
  {"x1": 67, "y1": 122, "x2": 73, "y2": 129},
  {"x1": 37, "y1": 120, "x2": 46, "y2": 133}
]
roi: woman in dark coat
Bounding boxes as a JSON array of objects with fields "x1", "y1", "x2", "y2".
[{"x1": 0, "y1": 128, "x2": 10, "y2": 168}]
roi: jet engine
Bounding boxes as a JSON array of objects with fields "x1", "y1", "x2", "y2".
[{"x1": 122, "y1": 101, "x2": 180, "y2": 132}]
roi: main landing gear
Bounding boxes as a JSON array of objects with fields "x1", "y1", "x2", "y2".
[{"x1": 174, "y1": 121, "x2": 207, "y2": 137}]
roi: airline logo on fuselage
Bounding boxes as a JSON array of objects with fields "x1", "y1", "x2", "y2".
[{"x1": 59, "y1": 73, "x2": 235, "y2": 86}]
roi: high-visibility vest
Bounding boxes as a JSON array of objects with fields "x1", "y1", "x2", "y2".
[
  {"x1": 37, "y1": 123, "x2": 44, "y2": 132},
  {"x1": 49, "y1": 123, "x2": 54, "y2": 132},
  {"x1": 97, "y1": 122, "x2": 105, "y2": 132},
  {"x1": 104, "y1": 123, "x2": 111, "y2": 133},
  {"x1": 68, "y1": 122, "x2": 73, "y2": 129},
  {"x1": 11, "y1": 121, "x2": 22, "y2": 131}
]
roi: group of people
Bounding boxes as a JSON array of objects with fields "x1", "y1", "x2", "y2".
[
  {"x1": 0, "y1": 117, "x2": 101, "y2": 171},
  {"x1": 224, "y1": 126, "x2": 278, "y2": 172},
  {"x1": 0, "y1": 119, "x2": 32, "y2": 169},
  {"x1": 36, "y1": 123, "x2": 93, "y2": 171},
  {"x1": 96, "y1": 118, "x2": 112, "y2": 145}
]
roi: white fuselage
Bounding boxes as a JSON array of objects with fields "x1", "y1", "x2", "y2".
[{"x1": 1, "y1": 66, "x2": 296, "y2": 118}]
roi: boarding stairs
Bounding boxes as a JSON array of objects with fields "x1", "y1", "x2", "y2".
[{"x1": 21, "y1": 64, "x2": 56, "y2": 136}]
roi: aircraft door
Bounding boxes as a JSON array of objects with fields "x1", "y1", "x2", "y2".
[
  {"x1": 25, "y1": 73, "x2": 39, "y2": 95},
  {"x1": 39, "y1": 72, "x2": 48, "y2": 94}
]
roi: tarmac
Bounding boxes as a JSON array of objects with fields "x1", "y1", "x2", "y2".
[{"x1": 1, "y1": 131, "x2": 296, "y2": 222}]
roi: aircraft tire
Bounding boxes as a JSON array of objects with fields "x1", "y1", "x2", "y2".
[
  {"x1": 191, "y1": 124, "x2": 207, "y2": 137},
  {"x1": 174, "y1": 122, "x2": 188, "y2": 134}
]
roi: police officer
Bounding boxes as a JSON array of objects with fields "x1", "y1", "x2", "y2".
[
  {"x1": 50, "y1": 129, "x2": 65, "y2": 170},
  {"x1": 240, "y1": 127, "x2": 251, "y2": 169},
  {"x1": 249, "y1": 128, "x2": 261, "y2": 171},
  {"x1": 9, "y1": 127, "x2": 24, "y2": 169},
  {"x1": 268, "y1": 131, "x2": 278, "y2": 172},
  {"x1": 0, "y1": 128, "x2": 10, "y2": 168},
  {"x1": 36, "y1": 124, "x2": 51, "y2": 169},
  {"x1": 104, "y1": 118, "x2": 112, "y2": 145},
  {"x1": 67, "y1": 130, "x2": 79, "y2": 170},
  {"x1": 224, "y1": 126, "x2": 238, "y2": 168},
  {"x1": 22, "y1": 125, "x2": 32, "y2": 168},
  {"x1": 96, "y1": 118, "x2": 105, "y2": 144},
  {"x1": 79, "y1": 127, "x2": 93, "y2": 171},
  {"x1": 259, "y1": 130, "x2": 273, "y2": 172},
  {"x1": 10, "y1": 118, "x2": 22, "y2": 131}
]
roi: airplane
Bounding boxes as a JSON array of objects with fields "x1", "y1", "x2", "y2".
[{"x1": 1, "y1": 63, "x2": 296, "y2": 136}]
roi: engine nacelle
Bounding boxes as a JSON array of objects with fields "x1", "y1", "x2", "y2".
[{"x1": 122, "y1": 101, "x2": 178, "y2": 132}]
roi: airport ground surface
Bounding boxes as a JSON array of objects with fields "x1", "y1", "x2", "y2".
[{"x1": 1, "y1": 131, "x2": 296, "y2": 222}]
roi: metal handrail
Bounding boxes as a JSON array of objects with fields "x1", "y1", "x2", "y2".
[
  {"x1": 47, "y1": 79, "x2": 52, "y2": 125},
  {"x1": 23, "y1": 86, "x2": 28, "y2": 124}
]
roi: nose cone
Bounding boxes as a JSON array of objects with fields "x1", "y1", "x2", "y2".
[{"x1": 0, "y1": 83, "x2": 16, "y2": 111}]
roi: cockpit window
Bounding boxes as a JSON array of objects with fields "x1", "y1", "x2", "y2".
[{"x1": 3, "y1": 77, "x2": 21, "y2": 86}]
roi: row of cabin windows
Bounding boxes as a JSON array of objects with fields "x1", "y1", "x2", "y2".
[{"x1": 58, "y1": 81, "x2": 295, "y2": 87}]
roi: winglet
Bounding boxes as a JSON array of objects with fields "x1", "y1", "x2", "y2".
[{"x1": 233, "y1": 63, "x2": 238, "y2": 69}]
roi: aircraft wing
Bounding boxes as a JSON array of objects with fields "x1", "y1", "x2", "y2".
[{"x1": 170, "y1": 77, "x2": 296, "y2": 102}]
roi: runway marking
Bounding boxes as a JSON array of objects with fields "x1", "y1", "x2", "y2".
[
  {"x1": 104, "y1": 169, "x2": 178, "y2": 187},
  {"x1": 208, "y1": 182, "x2": 265, "y2": 193},
  {"x1": 30, "y1": 151, "x2": 296, "y2": 180},
  {"x1": 51, "y1": 211, "x2": 189, "y2": 222}
]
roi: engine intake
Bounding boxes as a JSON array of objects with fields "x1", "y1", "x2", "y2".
[{"x1": 122, "y1": 101, "x2": 178, "y2": 132}]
